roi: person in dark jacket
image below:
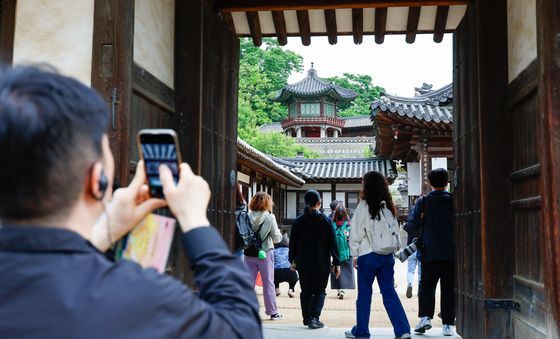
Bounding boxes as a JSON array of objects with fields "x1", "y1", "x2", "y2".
[
  {"x1": 289, "y1": 190, "x2": 340, "y2": 329},
  {"x1": 407, "y1": 168, "x2": 455, "y2": 337},
  {"x1": 0, "y1": 66, "x2": 262, "y2": 339}
]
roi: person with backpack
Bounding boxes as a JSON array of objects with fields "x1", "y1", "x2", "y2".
[
  {"x1": 330, "y1": 204, "x2": 355, "y2": 300},
  {"x1": 346, "y1": 171, "x2": 411, "y2": 339},
  {"x1": 233, "y1": 181, "x2": 251, "y2": 258},
  {"x1": 244, "y1": 192, "x2": 283, "y2": 320},
  {"x1": 407, "y1": 168, "x2": 455, "y2": 336},
  {"x1": 289, "y1": 190, "x2": 341, "y2": 329}
]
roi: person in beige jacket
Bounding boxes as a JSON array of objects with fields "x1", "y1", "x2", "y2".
[
  {"x1": 244, "y1": 192, "x2": 283, "y2": 320},
  {"x1": 346, "y1": 171, "x2": 411, "y2": 339}
]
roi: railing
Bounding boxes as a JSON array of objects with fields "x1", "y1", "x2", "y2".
[{"x1": 281, "y1": 116, "x2": 345, "y2": 129}]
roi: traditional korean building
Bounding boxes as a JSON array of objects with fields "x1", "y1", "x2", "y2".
[
  {"x1": 273, "y1": 156, "x2": 395, "y2": 220},
  {"x1": 371, "y1": 84, "x2": 453, "y2": 196},
  {"x1": 236, "y1": 138, "x2": 304, "y2": 225},
  {"x1": 259, "y1": 66, "x2": 374, "y2": 158}
]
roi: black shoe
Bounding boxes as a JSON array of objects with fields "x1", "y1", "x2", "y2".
[{"x1": 308, "y1": 318, "x2": 324, "y2": 329}]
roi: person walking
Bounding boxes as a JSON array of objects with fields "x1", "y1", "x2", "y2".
[
  {"x1": 274, "y1": 233, "x2": 298, "y2": 298},
  {"x1": 346, "y1": 171, "x2": 411, "y2": 339},
  {"x1": 403, "y1": 204, "x2": 421, "y2": 299},
  {"x1": 408, "y1": 168, "x2": 455, "y2": 336},
  {"x1": 289, "y1": 190, "x2": 341, "y2": 329},
  {"x1": 330, "y1": 204, "x2": 355, "y2": 299},
  {"x1": 244, "y1": 192, "x2": 284, "y2": 320},
  {"x1": 233, "y1": 181, "x2": 247, "y2": 257}
]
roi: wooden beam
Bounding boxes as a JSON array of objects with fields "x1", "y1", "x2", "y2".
[
  {"x1": 375, "y1": 8, "x2": 387, "y2": 44},
  {"x1": 352, "y1": 8, "x2": 363, "y2": 44},
  {"x1": 296, "y1": 10, "x2": 311, "y2": 46},
  {"x1": 246, "y1": 11, "x2": 262, "y2": 46},
  {"x1": 221, "y1": 12, "x2": 236, "y2": 33},
  {"x1": 220, "y1": 0, "x2": 470, "y2": 12},
  {"x1": 433, "y1": 5, "x2": 449, "y2": 43},
  {"x1": 406, "y1": 6, "x2": 421, "y2": 43},
  {"x1": 271, "y1": 11, "x2": 288, "y2": 45},
  {"x1": 324, "y1": 9, "x2": 337, "y2": 44}
]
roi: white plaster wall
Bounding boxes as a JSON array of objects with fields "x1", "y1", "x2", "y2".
[
  {"x1": 287, "y1": 192, "x2": 297, "y2": 219},
  {"x1": 13, "y1": 0, "x2": 94, "y2": 85},
  {"x1": 134, "y1": 0, "x2": 174, "y2": 89},
  {"x1": 507, "y1": 0, "x2": 537, "y2": 82}
]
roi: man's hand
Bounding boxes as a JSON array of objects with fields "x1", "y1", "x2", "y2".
[
  {"x1": 160, "y1": 163, "x2": 211, "y2": 233},
  {"x1": 332, "y1": 265, "x2": 341, "y2": 279},
  {"x1": 92, "y1": 161, "x2": 167, "y2": 251},
  {"x1": 353, "y1": 258, "x2": 358, "y2": 269}
]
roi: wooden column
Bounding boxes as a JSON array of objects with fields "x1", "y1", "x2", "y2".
[{"x1": 537, "y1": 0, "x2": 560, "y2": 335}]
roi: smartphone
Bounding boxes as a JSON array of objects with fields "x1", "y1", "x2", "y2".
[{"x1": 137, "y1": 129, "x2": 182, "y2": 198}]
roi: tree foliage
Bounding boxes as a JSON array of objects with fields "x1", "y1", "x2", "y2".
[
  {"x1": 239, "y1": 38, "x2": 303, "y2": 123},
  {"x1": 326, "y1": 73, "x2": 384, "y2": 117}
]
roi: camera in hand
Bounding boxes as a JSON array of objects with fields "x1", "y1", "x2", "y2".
[{"x1": 395, "y1": 238, "x2": 419, "y2": 263}]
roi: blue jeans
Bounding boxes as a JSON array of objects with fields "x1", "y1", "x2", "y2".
[{"x1": 352, "y1": 252, "x2": 410, "y2": 338}]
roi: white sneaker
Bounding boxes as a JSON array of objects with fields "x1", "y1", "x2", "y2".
[
  {"x1": 414, "y1": 316, "x2": 432, "y2": 333},
  {"x1": 442, "y1": 324, "x2": 455, "y2": 336}
]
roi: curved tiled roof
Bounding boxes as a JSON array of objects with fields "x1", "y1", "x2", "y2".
[
  {"x1": 273, "y1": 68, "x2": 357, "y2": 107},
  {"x1": 273, "y1": 157, "x2": 393, "y2": 182},
  {"x1": 342, "y1": 115, "x2": 372, "y2": 128},
  {"x1": 237, "y1": 138, "x2": 305, "y2": 187},
  {"x1": 371, "y1": 83, "x2": 453, "y2": 124}
]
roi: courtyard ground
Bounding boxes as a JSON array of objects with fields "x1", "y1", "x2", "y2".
[{"x1": 255, "y1": 259, "x2": 460, "y2": 338}]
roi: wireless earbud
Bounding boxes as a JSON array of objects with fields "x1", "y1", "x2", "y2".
[{"x1": 97, "y1": 172, "x2": 109, "y2": 200}]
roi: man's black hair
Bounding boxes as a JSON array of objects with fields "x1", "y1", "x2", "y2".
[
  {"x1": 428, "y1": 168, "x2": 449, "y2": 189},
  {"x1": 0, "y1": 65, "x2": 109, "y2": 222}
]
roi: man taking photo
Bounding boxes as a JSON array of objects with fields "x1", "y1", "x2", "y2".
[{"x1": 0, "y1": 66, "x2": 262, "y2": 338}]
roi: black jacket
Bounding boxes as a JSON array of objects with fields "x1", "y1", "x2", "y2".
[
  {"x1": 289, "y1": 211, "x2": 340, "y2": 274},
  {"x1": 406, "y1": 190, "x2": 454, "y2": 261},
  {"x1": 0, "y1": 226, "x2": 262, "y2": 339}
]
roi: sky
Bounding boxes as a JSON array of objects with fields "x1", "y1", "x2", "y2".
[{"x1": 283, "y1": 33, "x2": 453, "y2": 97}]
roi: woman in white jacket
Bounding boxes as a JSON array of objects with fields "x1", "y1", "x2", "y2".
[
  {"x1": 345, "y1": 171, "x2": 411, "y2": 339},
  {"x1": 244, "y1": 192, "x2": 284, "y2": 320}
]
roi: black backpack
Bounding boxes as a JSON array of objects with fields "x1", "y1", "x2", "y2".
[
  {"x1": 243, "y1": 221, "x2": 267, "y2": 257},
  {"x1": 234, "y1": 210, "x2": 254, "y2": 252}
]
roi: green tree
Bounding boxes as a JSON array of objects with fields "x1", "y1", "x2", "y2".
[
  {"x1": 326, "y1": 73, "x2": 384, "y2": 117},
  {"x1": 247, "y1": 132, "x2": 318, "y2": 158},
  {"x1": 239, "y1": 38, "x2": 303, "y2": 122}
]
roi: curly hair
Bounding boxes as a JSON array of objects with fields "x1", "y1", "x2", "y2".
[{"x1": 359, "y1": 171, "x2": 396, "y2": 220}]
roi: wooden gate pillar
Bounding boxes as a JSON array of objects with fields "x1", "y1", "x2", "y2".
[{"x1": 536, "y1": 0, "x2": 560, "y2": 336}]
